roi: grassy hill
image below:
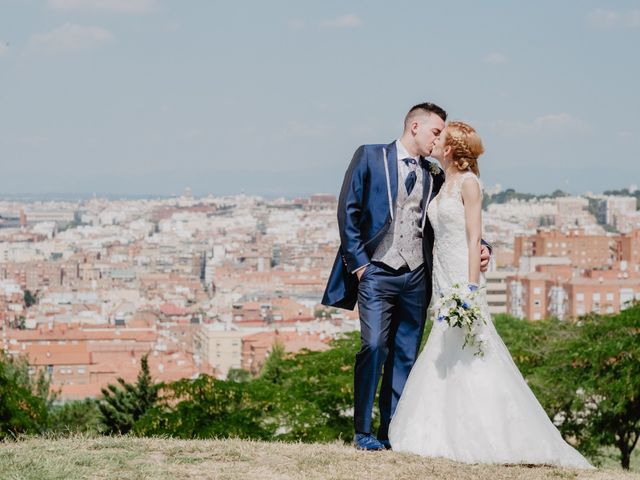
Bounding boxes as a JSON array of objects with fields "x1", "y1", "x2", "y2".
[{"x1": 0, "y1": 436, "x2": 639, "y2": 480}]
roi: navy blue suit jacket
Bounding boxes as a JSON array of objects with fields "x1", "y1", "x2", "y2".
[{"x1": 321, "y1": 141, "x2": 445, "y2": 310}]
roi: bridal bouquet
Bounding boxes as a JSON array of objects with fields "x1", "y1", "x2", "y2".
[{"x1": 433, "y1": 284, "x2": 487, "y2": 357}]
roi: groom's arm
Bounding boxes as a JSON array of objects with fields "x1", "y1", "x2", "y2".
[{"x1": 337, "y1": 146, "x2": 370, "y2": 274}]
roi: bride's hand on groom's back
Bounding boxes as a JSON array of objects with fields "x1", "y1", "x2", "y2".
[{"x1": 480, "y1": 245, "x2": 490, "y2": 272}]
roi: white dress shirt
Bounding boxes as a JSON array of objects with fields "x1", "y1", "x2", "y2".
[{"x1": 395, "y1": 139, "x2": 420, "y2": 181}]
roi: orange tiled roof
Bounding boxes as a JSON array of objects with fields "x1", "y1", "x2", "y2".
[
  {"x1": 160, "y1": 303, "x2": 188, "y2": 316},
  {"x1": 18, "y1": 343, "x2": 92, "y2": 366},
  {"x1": 7, "y1": 324, "x2": 157, "y2": 343}
]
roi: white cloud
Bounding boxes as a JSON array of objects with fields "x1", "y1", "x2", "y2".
[
  {"x1": 0, "y1": 41, "x2": 8, "y2": 56},
  {"x1": 320, "y1": 14, "x2": 362, "y2": 29},
  {"x1": 587, "y1": 9, "x2": 619, "y2": 28},
  {"x1": 533, "y1": 113, "x2": 587, "y2": 130},
  {"x1": 47, "y1": 0, "x2": 157, "y2": 14},
  {"x1": 587, "y1": 8, "x2": 640, "y2": 29},
  {"x1": 617, "y1": 130, "x2": 635, "y2": 140},
  {"x1": 488, "y1": 113, "x2": 589, "y2": 136},
  {"x1": 483, "y1": 52, "x2": 508, "y2": 65},
  {"x1": 27, "y1": 24, "x2": 114, "y2": 53},
  {"x1": 287, "y1": 19, "x2": 306, "y2": 30}
]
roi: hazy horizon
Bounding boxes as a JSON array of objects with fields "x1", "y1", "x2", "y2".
[{"x1": 1, "y1": 182, "x2": 637, "y2": 204}]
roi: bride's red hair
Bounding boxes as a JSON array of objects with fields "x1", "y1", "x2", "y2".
[{"x1": 444, "y1": 121, "x2": 484, "y2": 176}]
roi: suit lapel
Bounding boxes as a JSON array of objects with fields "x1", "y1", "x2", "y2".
[
  {"x1": 420, "y1": 157, "x2": 432, "y2": 201},
  {"x1": 386, "y1": 141, "x2": 398, "y2": 211},
  {"x1": 420, "y1": 157, "x2": 435, "y2": 230}
]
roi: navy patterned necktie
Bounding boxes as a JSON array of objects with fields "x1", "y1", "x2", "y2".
[{"x1": 402, "y1": 157, "x2": 417, "y2": 195}]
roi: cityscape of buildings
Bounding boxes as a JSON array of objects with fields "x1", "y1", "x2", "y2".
[{"x1": 1, "y1": 186, "x2": 639, "y2": 402}]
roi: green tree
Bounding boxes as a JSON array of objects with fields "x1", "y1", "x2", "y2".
[
  {"x1": 497, "y1": 309, "x2": 640, "y2": 469},
  {"x1": 541, "y1": 306, "x2": 640, "y2": 470},
  {"x1": 134, "y1": 375, "x2": 277, "y2": 439},
  {"x1": 14, "y1": 316, "x2": 26, "y2": 330},
  {"x1": 23, "y1": 289, "x2": 37, "y2": 308},
  {"x1": 98, "y1": 354, "x2": 159, "y2": 434},
  {"x1": 260, "y1": 341, "x2": 286, "y2": 384},
  {"x1": 550, "y1": 189, "x2": 568, "y2": 198},
  {"x1": 135, "y1": 334, "x2": 361, "y2": 442},
  {"x1": 48, "y1": 399, "x2": 102, "y2": 434},
  {"x1": 226, "y1": 368, "x2": 252, "y2": 383},
  {"x1": 493, "y1": 314, "x2": 569, "y2": 378},
  {"x1": 137, "y1": 330, "x2": 444, "y2": 443},
  {"x1": 256, "y1": 334, "x2": 360, "y2": 442},
  {"x1": 0, "y1": 353, "x2": 50, "y2": 438}
]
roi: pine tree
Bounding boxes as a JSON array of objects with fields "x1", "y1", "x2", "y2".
[
  {"x1": 259, "y1": 341, "x2": 286, "y2": 383},
  {"x1": 98, "y1": 354, "x2": 159, "y2": 434}
]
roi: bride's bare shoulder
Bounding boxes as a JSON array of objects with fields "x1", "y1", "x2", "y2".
[{"x1": 460, "y1": 173, "x2": 483, "y2": 201}]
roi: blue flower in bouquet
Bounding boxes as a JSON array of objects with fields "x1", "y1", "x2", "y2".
[{"x1": 432, "y1": 283, "x2": 487, "y2": 356}]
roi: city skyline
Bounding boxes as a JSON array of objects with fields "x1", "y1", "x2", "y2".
[
  {"x1": 2, "y1": 189, "x2": 640, "y2": 400},
  {"x1": 1, "y1": 1, "x2": 639, "y2": 196}
]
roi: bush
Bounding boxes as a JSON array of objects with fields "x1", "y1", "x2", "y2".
[{"x1": 0, "y1": 354, "x2": 50, "y2": 439}]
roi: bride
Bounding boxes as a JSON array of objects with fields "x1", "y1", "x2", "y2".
[{"x1": 387, "y1": 121, "x2": 593, "y2": 469}]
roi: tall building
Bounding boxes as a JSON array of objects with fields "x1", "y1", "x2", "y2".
[
  {"x1": 514, "y1": 228, "x2": 615, "y2": 269},
  {"x1": 593, "y1": 196, "x2": 637, "y2": 226},
  {"x1": 506, "y1": 273, "x2": 552, "y2": 321},
  {"x1": 565, "y1": 275, "x2": 640, "y2": 317},
  {"x1": 485, "y1": 270, "x2": 508, "y2": 315},
  {"x1": 507, "y1": 262, "x2": 640, "y2": 320},
  {"x1": 618, "y1": 230, "x2": 640, "y2": 265},
  {"x1": 19, "y1": 209, "x2": 27, "y2": 228},
  {"x1": 193, "y1": 324, "x2": 244, "y2": 378}
]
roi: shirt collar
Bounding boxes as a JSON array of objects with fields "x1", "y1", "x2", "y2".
[{"x1": 395, "y1": 139, "x2": 419, "y2": 163}]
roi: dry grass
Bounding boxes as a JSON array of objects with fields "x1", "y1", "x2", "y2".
[{"x1": 0, "y1": 435, "x2": 638, "y2": 480}]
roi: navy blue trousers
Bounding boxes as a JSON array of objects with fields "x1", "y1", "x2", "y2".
[{"x1": 354, "y1": 261, "x2": 429, "y2": 440}]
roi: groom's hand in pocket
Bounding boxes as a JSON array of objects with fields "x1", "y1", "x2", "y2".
[
  {"x1": 480, "y1": 245, "x2": 490, "y2": 272},
  {"x1": 355, "y1": 264, "x2": 368, "y2": 281}
]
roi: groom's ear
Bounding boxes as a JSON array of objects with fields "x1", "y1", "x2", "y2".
[{"x1": 408, "y1": 121, "x2": 419, "y2": 136}]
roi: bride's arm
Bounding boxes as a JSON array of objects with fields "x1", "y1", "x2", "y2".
[{"x1": 461, "y1": 177, "x2": 482, "y2": 286}]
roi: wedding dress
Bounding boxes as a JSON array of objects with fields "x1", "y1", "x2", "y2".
[{"x1": 388, "y1": 171, "x2": 593, "y2": 469}]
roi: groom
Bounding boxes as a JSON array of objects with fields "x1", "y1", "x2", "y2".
[{"x1": 322, "y1": 103, "x2": 490, "y2": 450}]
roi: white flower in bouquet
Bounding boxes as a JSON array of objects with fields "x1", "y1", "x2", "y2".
[{"x1": 433, "y1": 283, "x2": 487, "y2": 356}]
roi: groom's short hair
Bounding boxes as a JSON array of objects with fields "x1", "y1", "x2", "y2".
[{"x1": 404, "y1": 103, "x2": 447, "y2": 130}]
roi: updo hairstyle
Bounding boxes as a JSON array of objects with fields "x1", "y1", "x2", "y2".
[{"x1": 444, "y1": 121, "x2": 484, "y2": 176}]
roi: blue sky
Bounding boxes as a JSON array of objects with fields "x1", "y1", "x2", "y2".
[{"x1": 1, "y1": 1, "x2": 639, "y2": 197}]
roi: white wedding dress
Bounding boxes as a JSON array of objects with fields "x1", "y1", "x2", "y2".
[{"x1": 388, "y1": 172, "x2": 593, "y2": 469}]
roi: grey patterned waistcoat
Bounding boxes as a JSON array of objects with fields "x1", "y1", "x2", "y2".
[{"x1": 372, "y1": 164, "x2": 424, "y2": 270}]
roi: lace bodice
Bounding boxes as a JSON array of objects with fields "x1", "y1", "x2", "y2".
[{"x1": 427, "y1": 171, "x2": 482, "y2": 297}]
